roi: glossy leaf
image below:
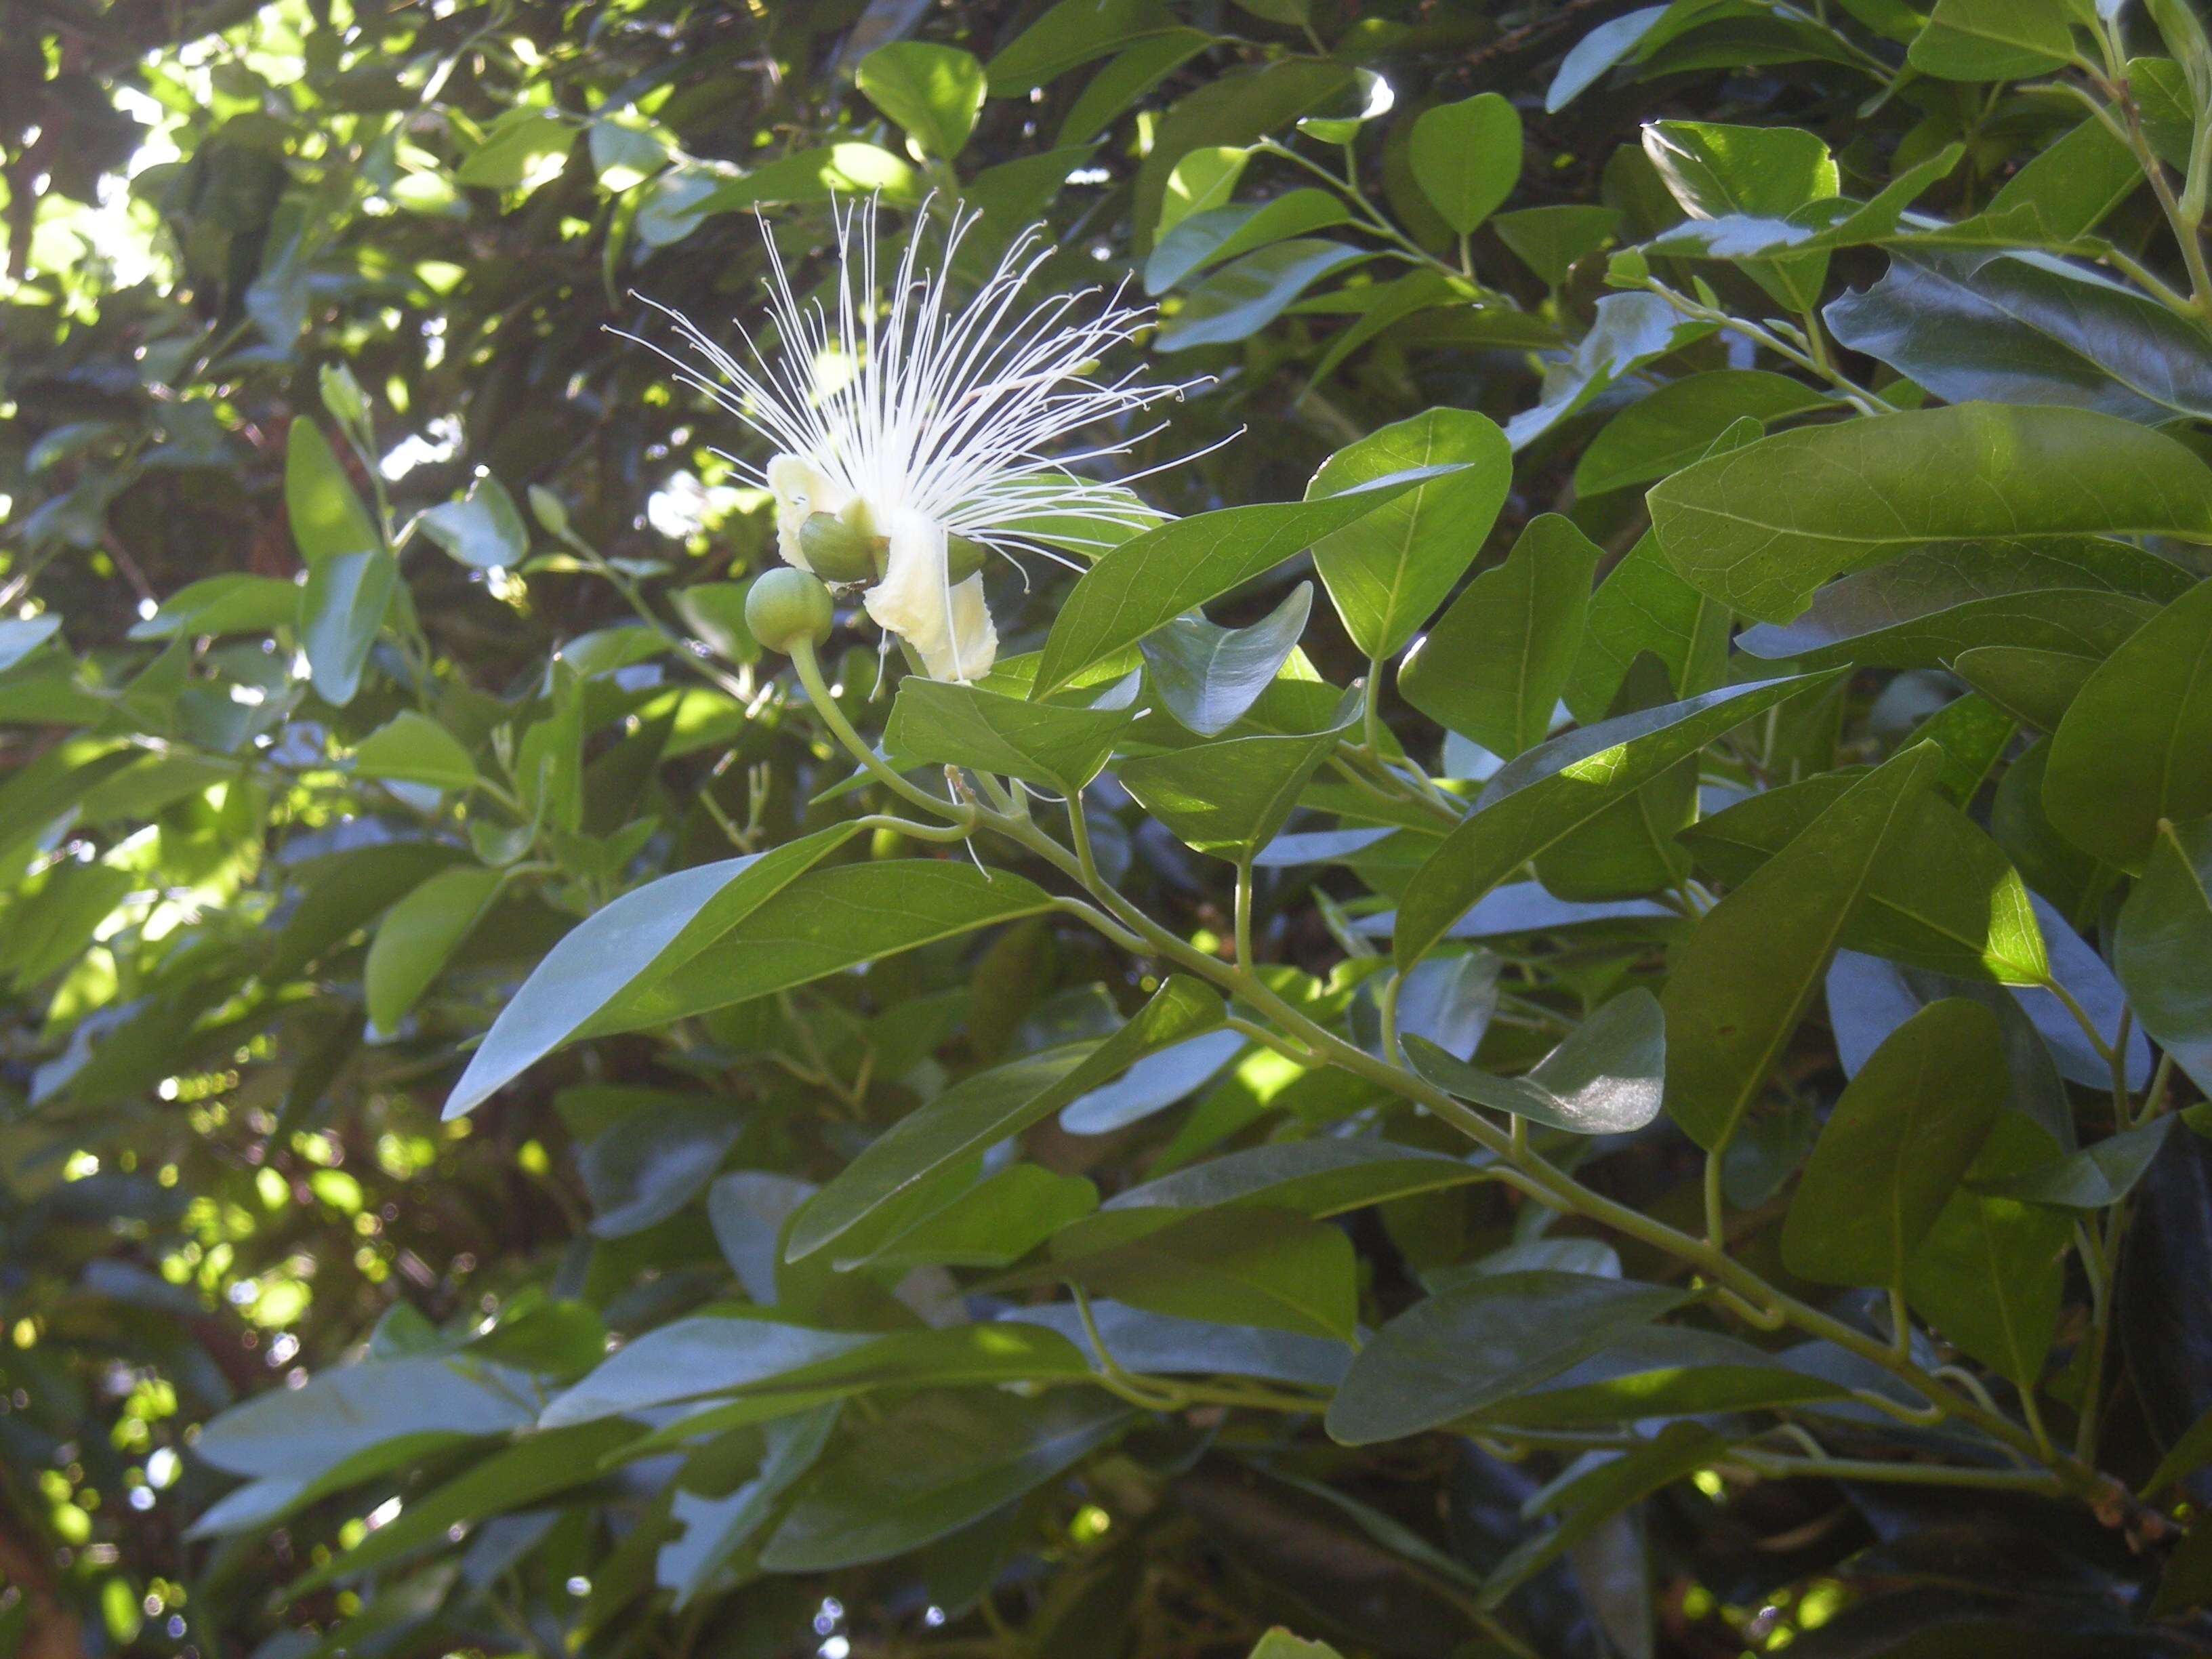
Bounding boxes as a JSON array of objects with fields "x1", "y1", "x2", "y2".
[
  {"x1": 364, "y1": 865, "x2": 504, "y2": 1034},
  {"x1": 784, "y1": 976, "x2": 1223, "y2": 1261},
  {"x1": 352, "y1": 710, "x2": 479, "y2": 792},
  {"x1": 886, "y1": 676, "x2": 1134, "y2": 793},
  {"x1": 1327, "y1": 1271, "x2": 1689, "y2": 1444},
  {"x1": 1679, "y1": 771, "x2": 2048, "y2": 983},
  {"x1": 1574, "y1": 369, "x2": 1827, "y2": 497},
  {"x1": 1304, "y1": 409, "x2": 1513, "y2": 659},
  {"x1": 857, "y1": 43, "x2": 986, "y2": 159},
  {"x1": 1663, "y1": 743, "x2": 1943, "y2": 1151},
  {"x1": 760, "y1": 1391, "x2": 1128, "y2": 1571},
  {"x1": 1408, "y1": 93, "x2": 1521, "y2": 235},
  {"x1": 1395, "y1": 674, "x2": 1829, "y2": 970},
  {"x1": 1399, "y1": 514, "x2": 1598, "y2": 757},
  {"x1": 1036, "y1": 464, "x2": 1467, "y2": 695},
  {"x1": 1827, "y1": 252, "x2": 2212, "y2": 425},
  {"x1": 1403, "y1": 988, "x2": 1666, "y2": 1135},
  {"x1": 445, "y1": 827, "x2": 861, "y2": 1115},
  {"x1": 1117, "y1": 709, "x2": 1352, "y2": 858},
  {"x1": 1139, "y1": 582, "x2": 1313, "y2": 738},
  {"x1": 1029, "y1": 1204, "x2": 1358, "y2": 1341},
  {"x1": 1902, "y1": 1115, "x2": 2069, "y2": 1387},
  {"x1": 1781, "y1": 998, "x2": 2005, "y2": 1288},
  {"x1": 2043, "y1": 574, "x2": 2212, "y2": 871},
  {"x1": 1647, "y1": 404, "x2": 2212, "y2": 624},
  {"x1": 2117, "y1": 816, "x2": 2212, "y2": 1096}
]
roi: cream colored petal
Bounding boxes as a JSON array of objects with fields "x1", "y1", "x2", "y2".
[
  {"x1": 863, "y1": 509, "x2": 996, "y2": 682},
  {"x1": 765, "y1": 453, "x2": 848, "y2": 572}
]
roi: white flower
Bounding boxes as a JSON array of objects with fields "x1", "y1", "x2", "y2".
[{"x1": 628, "y1": 197, "x2": 1200, "y2": 682}]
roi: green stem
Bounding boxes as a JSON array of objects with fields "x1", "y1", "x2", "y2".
[{"x1": 787, "y1": 640, "x2": 972, "y2": 825}]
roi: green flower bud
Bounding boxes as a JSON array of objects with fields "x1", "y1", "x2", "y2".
[
  {"x1": 798, "y1": 512, "x2": 881, "y2": 583},
  {"x1": 946, "y1": 534, "x2": 990, "y2": 583},
  {"x1": 527, "y1": 484, "x2": 571, "y2": 537},
  {"x1": 1605, "y1": 248, "x2": 1652, "y2": 287},
  {"x1": 745, "y1": 568, "x2": 836, "y2": 654}
]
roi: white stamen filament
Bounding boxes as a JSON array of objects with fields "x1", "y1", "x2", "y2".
[{"x1": 621, "y1": 196, "x2": 1206, "y2": 681}]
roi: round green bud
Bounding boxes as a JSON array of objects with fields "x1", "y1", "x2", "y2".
[
  {"x1": 946, "y1": 534, "x2": 990, "y2": 583},
  {"x1": 798, "y1": 512, "x2": 881, "y2": 584},
  {"x1": 745, "y1": 568, "x2": 836, "y2": 654},
  {"x1": 1605, "y1": 248, "x2": 1652, "y2": 287}
]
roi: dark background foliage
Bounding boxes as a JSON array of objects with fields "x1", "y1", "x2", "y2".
[{"x1": 5, "y1": 1, "x2": 2212, "y2": 1657}]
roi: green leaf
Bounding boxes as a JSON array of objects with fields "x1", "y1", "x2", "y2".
[
  {"x1": 2117, "y1": 816, "x2": 2212, "y2": 1096},
  {"x1": 1828, "y1": 253, "x2": 2212, "y2": 426},
  {"x1": 129, "y1": 575, "x2": 300, "y2": 641},
  {"x1": 1144, "y1": 190, "x2": 1352, "y2": 294},
  {"x1": 1399, "y1": 514, "x2": 1599, "y2": 756},
  {"x1": 197, "y1": 1355, "x2": 534, "y2": 1482},
  {"x1": 2142, "y1": 1400, "x2": 2212, "y2": 1497},
  {"x1": 286, "y1": 1420, "x2": 639, "y2": 1595},
  {"x1": 1734, "y1": 537, "x2": 2177, "y2": 671},
  {"x1": 1902, "y1": 1114, "x2": 2069, "y2": 1387},
  {"x1": 1059, "y1": 1028, "x2": 1246, "y2": 1133},
  {"x1": 577, "y1": 1098, "x2": 742, "y2": 1237},
  {"x1": 659, "y1": 1407, "x2": 838, "y2": 1609},
  {"x1": 1780, "y1": 998, "x2": 2005, "y2": 1288},
  {"x1": 1139, "y1": 582, "x2": 1313, "y2": 738},
  {"x1": 1467, "y1": 1328, "x2": 1847, "y2": 1429},
  {"x1": 1132, "y1": 60, "x2": 1353, "y2": 253},
  {"x1": 1027, "y1": 1204, "x2": 1358, "y2": 1340},
  {"x1": 1565, "y1": 529, "x2": 1730, "y2": 720},
  {"x1": 785, "y1": 976, "x2": 1223, "y2": 1261},
  {"x1": 1248, "y1": 1633, "x2": 1343, "y2": 1659},
  {"x1": 986, "y1": 0, "x2": 1183, "y2": 94},
  {"x1": 1055, "y1": 30, "x2": 1215, "y2": 146},
  {"x1": 1306, "y1": 411, "x2": 1517, "y2": 661},
  {"x1": 285, "y1": 419, "x2": 379, "y2": 567},
  {"x1": 1326, "y1": 1271, "x2": 1689, "y2": 1444},
  {"x1": 364, "y1": 865, "x2": 503, "y2": 1035},
  {"x1": 1491, "y1": 205, "x2": 1622, "y2": 287},
  {"x1": 2043, "y1": 575, "x2": 2212, "y2": 871},
  {"x1": 1574, "y1": 370, "x2": 1828, "y2": 498},
  {"x1": 596, "y1": 860, "x2": 1057, "y2": 1033},
  {"x1": 760, "y1": 1391, "x2": 1128, "y2": 1571},
  {"x1": 1642, "y1": 119, "x2": 1837, "y2": 309},
  {"x1": 1396, "y1": 674, "x2": 1830, "y2": 970},
  {"x1": 1407, "y1": 93, "x2": 1522, "y2": 235},
  {"x1": 1953, "y1": 642, "x2": 2104, "y2": 732},
  {"x1": 1036, "y1": 464, "x2": 1466, "y2": 695},
  {"x1": 1971, "y1": 1116, "x2": 2173, "y2": 1209},
  {"x1": 1401, "y1": 987, "x2": 1666, "y2": 1134},
  {"x1": 1647, "y1": 404, "x2": 2212, "y2": 625},
  {"x1": 1158, "y1": 144, "x2": 1249, "y2": 235},
  {"x1": 1908, "y1": 0, "x2": 2076, "y2": 79},
  {"x1": 1154, "y1": 239, "x2": 1370, "y2": 351},
  {"x1": 1505, "y1": 291, "x2": 1717, "y2": 450},
  {"x1": 838, "y1": 1164, "x2": 1098, "y2": 1271},
  {"x1": 693, "y1": 144, "x2": 922, "y2": 213},
  {"x1": 1117, "y1": 706, "x2": 1353, "y2": 858},
  {"x1": 353, "y1": 710, "x2": 480, "y2": 792},
  {"x1": 1479, "y1": 1423, "x2": 1727, "y2": 1609},
  {"x1": 1663, "y1": 743, "x2": 1944, "y2": 1151},
  {"x1": 417, "y1": 476, "x2": 528, "y2": 570},
  {"x1": 456, "y1": 110, "x2": 575, "y2": 189},
  {"x1": 1679, "y1": 773, "x2": 2049, "y2": 983},
  {"x1": 1108, "y1": 1138, "x2": 1488, "y2": 1218},
  {"x1": 299, "y1": 549, "x2": 396, "y2": 708},
  {"x1": 886, "y1": 677, "x2": 1134, "y2": 793},
  {"x1": 542, "y1": 1317, "x2": 875, "y2": 1427},
  {"x1": 858, "y1": 42, "x2": 987, "y2": 159},
  {"x1": 444, "y1": 825, "x2": 863, "y2": 1116}
]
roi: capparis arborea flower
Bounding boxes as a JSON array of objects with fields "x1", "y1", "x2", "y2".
[{"x1": 629, "y1": 197, "x2": 1200, "y2": 682}]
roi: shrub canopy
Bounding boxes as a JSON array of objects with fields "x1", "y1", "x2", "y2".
[{"x1": 6, "y1": 2, "x2": 2212, "y2": 1656}]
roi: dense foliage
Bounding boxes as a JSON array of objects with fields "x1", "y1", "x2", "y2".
[{"x1": 9, "y1": 0, "x2": 2212, "y2": 1655}]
